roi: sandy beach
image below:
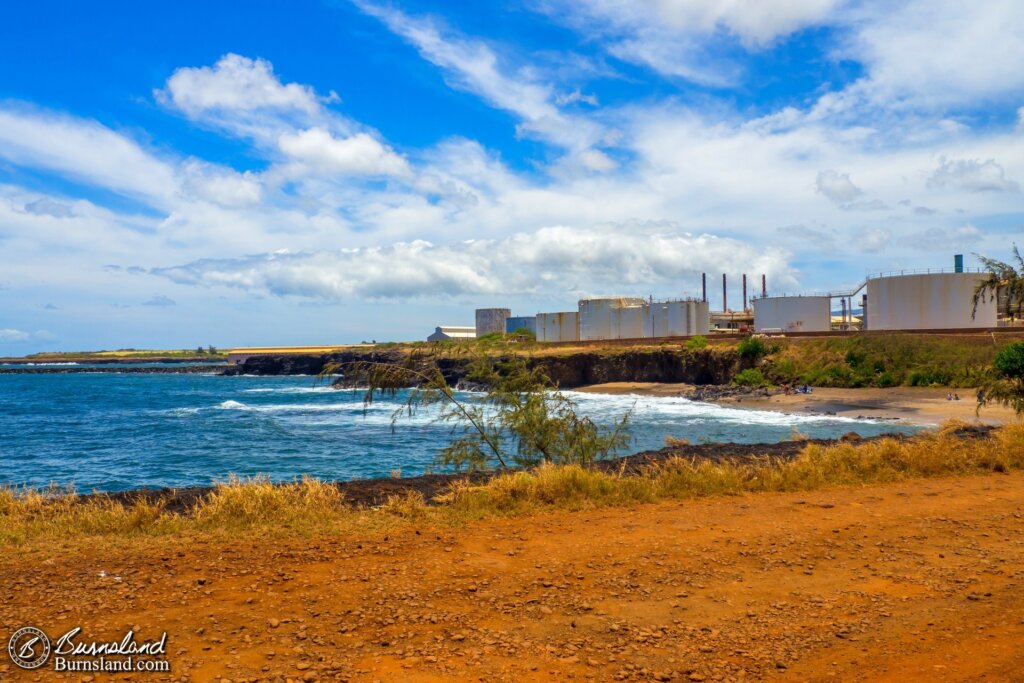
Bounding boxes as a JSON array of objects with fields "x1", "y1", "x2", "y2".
[{"x1": 575, "y1": 382, "x2": 1021, "y2": 426}]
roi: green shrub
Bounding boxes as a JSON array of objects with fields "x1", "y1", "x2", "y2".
[
  {"x1": 685, "y1": 335, "x2": 709, "y2": 351},
  {"x1": 737, "y1": 336, "x2": 767, "y2": 360},
  {"x1": 733, "y1": 368, "x2": 768, "y2": 387},
  {"x1": 994, "y1": 342, "x2": 1024, "y2": 379}
]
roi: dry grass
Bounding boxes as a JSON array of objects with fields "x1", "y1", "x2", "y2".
[{"x1": 2, "y1": 422, "x2": 1022, "y2": 547}]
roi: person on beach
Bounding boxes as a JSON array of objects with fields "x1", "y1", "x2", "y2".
[
  {"x1": 947, "y1": 393, "x2": 953, "y2": 401},
  {"x1": 977, "y1": 390, "x2": 986, "y2": 407}
]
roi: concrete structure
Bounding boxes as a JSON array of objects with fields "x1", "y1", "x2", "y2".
[
  {"x1": 642, "y1": 300, "x2": 710, "y2": 337},
  {"x1": 505, "y1": 316, "x2": 538, "y2": 336},
  {"x1": 710, "y1": 310, "x2": 754, "y2": 332},
  {"x1": 865, "y1": 272, "x2": 996, "y2": 330},
  {"x1": 753, "y1": 295, "x2": 832, "y2": 333},
  {"x1": 579, "y1": 297, "x2": 646, "y2": 341},
  {"x1": 475, "y1": 308, "x2": 511, "y2": 336},
  {"x1": 536, "y1": 312, "x2": 579, "y2": 342},
  {"x1": 427, "y1": 326, "x2": 477, "y2": 342}
]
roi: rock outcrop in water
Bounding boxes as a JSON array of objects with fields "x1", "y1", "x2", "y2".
[{"x1": 223, "y1": 347, "x2": 741, "y2": 387}]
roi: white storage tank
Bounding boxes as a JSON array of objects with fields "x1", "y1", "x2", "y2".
[
  {"x1": 753, "y1": 295, "x2": 831, "y2": 333},
  {"x1": 643, "y1": 300, "x2": 711, "y2": 337},
  {"x1": 865, "y1": 272, "x2": 996, "y2": 330},
  {"x1": 475, "y1": 308, "x2": 511, "y2": 336},
  {"x1": 536, "y1": 312, "x2": 579, "y2": 342},
  {"x1": 579, "y1": 297, "x2": 646, "y2": 341}
]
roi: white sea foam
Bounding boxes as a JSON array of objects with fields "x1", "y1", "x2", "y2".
[
  {"x1": 241, "y1": 387, "x2": 334, "y2": 394},
  {"x1": 563, "y1": 391, "x2": 888, "y2": 426}
]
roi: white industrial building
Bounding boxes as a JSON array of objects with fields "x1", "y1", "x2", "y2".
[
  {"x1": 865, "y1": 272, "x2": 996, "y2": 330},
  {"x1": 752, "y1": 295, "x2": 832, "y2": 333},
  {"x1": 643, "y1": 299, "x2": 711, "y2": 337},
  {"x1": 427, "y1": 326, "x2": 476, "y2": 342},
  {"x1": 536, "y1": 312, "x2": 579, "y2": 342}
]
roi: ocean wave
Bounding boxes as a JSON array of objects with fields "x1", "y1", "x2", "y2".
[
  {"x1": 241, "y1": 387, "x2": 335, "y2": 394},
  {"x1": 563, "y1": 391, "x2": 885, "y2": 426}
]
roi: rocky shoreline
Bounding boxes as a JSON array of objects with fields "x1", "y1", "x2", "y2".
[{"x1": 74, "y1": 425, "x2": 956, "y2": 513}]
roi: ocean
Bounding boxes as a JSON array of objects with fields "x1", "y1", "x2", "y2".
[{"x1": 0, "y1": 370, "x2": 920, "y2": 492}]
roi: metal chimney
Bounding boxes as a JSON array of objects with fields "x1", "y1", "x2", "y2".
[
  {"x1": 742, "y1": 274, "x2": 748, "y2": 311},
  {"x1": 702, "y1": 273, "x2": 707, "y2": 302},
  {"x1": 761, "y1": 274, "x2": 767, "y2": 298},
  {"x1": 722, "y1": 273, "x2": 727, "y2": 312}
]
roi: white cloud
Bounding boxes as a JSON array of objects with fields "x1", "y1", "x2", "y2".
[
  {"x1": 845, "y1": 0, "x2": 1024, "y2": 108},
  {"x1": 0, "y1": 328, "x2": 55, "y2": 344},
  {"x1": 277, "y1": 128, "x2": 411, "y2": 178},
  {"x1": 533, "y1": 0, "x2": 841, "y2": 84},
  {"x1": 926, "y1": 157, "x2": 1020, "y2": 193},
  {"x1": 158, "y1": 53, "x2": 328, "y2": 118},
  {"x1": 0, "y1": 105, "x2": 179, "y2": 207},
  {"x1": 859, "y1": 228, "x2": 891, "y2": 253},
  {"x1": 815, "y1": 169, "x2": 862, "y2": 203},
  {"x1": 899, "y1": 225, "x2": 982, "y2": 250},
  {"x1": 354, "y1": 1, "x2": 604, "y2": 150},
  {"x1": 151, "y1": 225, "x2": 792, "y2": 300},
  {"x1": 0, "y1": 328, "x2": 30, "y2": 343}
]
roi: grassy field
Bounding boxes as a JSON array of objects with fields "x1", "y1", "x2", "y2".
[
  {"x1": 2, "y1": 421, "x2": 1021, "y2": 546},
  {"x1": 759, "y1": 334, "x2": 1015, "y2": 388}
]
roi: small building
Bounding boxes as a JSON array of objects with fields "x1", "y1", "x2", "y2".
[
  {"x1": 536, "y1": 312, "x2": 579, "y2": 342},
  {"x1": 475, "y1": 308, "x2": 511, "y2": 336},
  {"x1": 505, "y1": 316, "x2": 537, "y2": 336},
  {"x1": 427, "y1": 326, "x2": 477, "y2": 342}
]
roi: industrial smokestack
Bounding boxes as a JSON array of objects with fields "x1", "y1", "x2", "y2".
[
  {"x1": 742, "y1": 274, "x2": 748, "y2": 311},
  {"x1": 702, "y1": 273, "x2": 707, "y2": 302},
  {"x1": 722, "y1": 273, "x2": 727, "y2": 312},
  {"x1": 761, "y1": 274, "x2": 767, "y2": 298}
]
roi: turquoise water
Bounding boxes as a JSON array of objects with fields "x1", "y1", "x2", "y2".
[{"x1": 0, "y1": 372, "x2": 919, "y2": 492}]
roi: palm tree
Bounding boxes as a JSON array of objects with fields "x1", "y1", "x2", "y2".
[{"x1": 973, "y1": 244, "x2": 1024, "y2": 322}]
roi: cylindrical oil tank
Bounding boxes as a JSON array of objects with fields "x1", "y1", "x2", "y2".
[
  {"x1": 643, "y1": 300, "x2": 711, "y2": 337},
  {"x1": 865, "y1": 273, "x2": 996, "y2": 330},
  {"x1": 753, "y1": 296, "x2": 831, "y2": 333},
  {"x1": 579, "y1": 297, "x2": 646, "y2": 341},
  {"x1": 475, "y1": 308, "x2": 511, "y2": 336},
  {"x1": 505, "y1": 316, "x2": 537, "y2": 335},
  {"x1": 536, "y1": 312, "x2": 579, "y2": 342}
]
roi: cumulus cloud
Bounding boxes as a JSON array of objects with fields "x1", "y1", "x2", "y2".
[
  {"x1": 926, "y1": 157, "x2": 1020, "y2": 193},
  {"x1": 277, "y1": 128, "x2": 411, "y2": 178},
  {"x1": 815, "y1": 169, "x2": 862, "y2": 203},
  {"x1": 158, "y1": 53, "x2": 329, "y2": 118},
  {"x1": 151, "y1": 226, "x2": 792, "y2": 300},
  {"x1": 845, "y1": 0, "x2": 1024, "y2": 108}
]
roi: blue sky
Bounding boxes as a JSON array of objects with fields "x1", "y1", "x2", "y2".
[{"x1": 1, "y1": 0, "x2": 1022, "y2": 352}]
